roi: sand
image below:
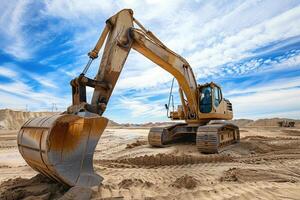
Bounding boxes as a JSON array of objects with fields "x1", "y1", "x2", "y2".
[
  {"x1": 0, "y1": 109, "x2": 57, "y2": 130},
  {"x1": 1, "y1": 125, "x2": 300, "y2": 199}
]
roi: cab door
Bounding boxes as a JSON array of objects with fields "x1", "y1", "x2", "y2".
[
  {"x1": 213, "y1": 86, "x2": 226, "y2": 114},
  {"x1": 213, "y1": 86, "x2": 222, "y2": 108}
]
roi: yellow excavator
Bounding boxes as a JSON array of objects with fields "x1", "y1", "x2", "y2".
[{"x1": 17, "y1": 9, "x2": 239, "y2": 187}]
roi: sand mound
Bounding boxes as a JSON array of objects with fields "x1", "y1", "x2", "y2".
[
  {"x1": 0, "y1": 174, "x2": 67, "y2": 200},
  {"x1": 125, "y1": 140, "x2": 147, "y2": 149},
  {"x1": 0, "y1": 174, "x2": 94, "y2": 200},
  {"x1": 107, "y1": 120, "x2": 120, "y2": 127},
  {"x1": 170, "y1": 175, "x2": 199, "y2": 189},
  {"x1": 282, "y1": 129, "x2": 300, "y2": 136},
  {"x1": 221, "y1": 168, "x2": 299, "y2": 183},
  {"x1": 248, "y1": 118, "x2": 300, "y2": 127},
  {"x1": 227, "y1": 119, "x2": 254, "y2": 127},
  {"x1": 0, "y1": 109, "x2": 57, "y2": 130},
  {"x1": 218, "y1": 136, "x2": 300, "y2": 158},
  {"x1": 228, "y1": 118, "x2": 300, "y2": 127},
  {"x1": 58, "y1": 186, "x2": 92, "y2": 200},
  {"x1": 0, "y1": 109, "x2": 120, "y2": 130},
  {"x1": 118, "y1": 178, "x2": 153, "y2": 189},
  {"x1": 97, "y1": 153, "x2": 233, "y2": 168},
  {"x1": 241, "y1": 136, "x2": 300, "y2": 153}
]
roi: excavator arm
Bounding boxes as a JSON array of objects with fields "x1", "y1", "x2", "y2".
[{"x1": 68, "y1": 9, "x2": 198, "y2": 121}]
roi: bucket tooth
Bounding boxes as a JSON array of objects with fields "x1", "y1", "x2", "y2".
[{"x1": 17, "y1": 113, "x2": 108, "y2": 187}]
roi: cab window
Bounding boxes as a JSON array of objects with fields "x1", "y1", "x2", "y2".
[
  {"x1": 214, "y1": 87, "x2": 222, "y2": 107},
  {"x1": 200, "y1": 87, "x2": 212, "y2": 113}
]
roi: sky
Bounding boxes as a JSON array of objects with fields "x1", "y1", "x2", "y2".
[{"x1": 0, "y1": 0, "x2": 300, "y2": 123}]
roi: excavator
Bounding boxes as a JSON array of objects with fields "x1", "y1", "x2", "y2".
[{"x1": 17, "y1": 9, "x2": 239, "y2": 188}]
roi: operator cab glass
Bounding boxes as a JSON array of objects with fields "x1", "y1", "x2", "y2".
[
  {"x1": 200, "y1": 87, "x2": 212, "y2": 113},
  {"x1": 200, "y1": 85, "x2": 223, "y2": 113},
  {"x1": 214, "y1": 86, "x2": 222, "y2": 107}
]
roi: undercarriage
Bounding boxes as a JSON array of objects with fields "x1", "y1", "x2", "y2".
[{"x1": 148, "y1": 122, "x2": 240, "y2": 153}]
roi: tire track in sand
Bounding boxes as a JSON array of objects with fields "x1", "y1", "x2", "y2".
[{"x1": 95, "y1": 153, "x2": 233, "y2": 168}]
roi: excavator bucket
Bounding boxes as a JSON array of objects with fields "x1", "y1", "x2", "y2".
[{"x1": 17, "y1": 113, "x2": 108, "y2": 187}]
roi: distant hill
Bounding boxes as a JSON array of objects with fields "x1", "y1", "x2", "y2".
[
  {"x1": 229, "y1": 118, "x2": 300, "y2": 127},
  {"x1": 0, "y1": 109, "x2": 56, "y2": 130},
  {"x1": 0, "y1": 109, "x2": 299, "y2": 130},
  {"x1": 0, "y1": 109, "x2": 120, "y2": 130},
  {"x1": 120, "y1": 122, "x2": 177, "y2": 128},
  {"x1": 119, "y1": 118, "x2": 300, "y2": 128},
  {"x1": 107, "y1": 119, "x2": 121, "y2": 127},
  {"x1": 228, "y1": 119, "x2": 254, "y2": 127}
]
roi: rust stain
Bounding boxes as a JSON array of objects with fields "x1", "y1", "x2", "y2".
[
  {"x1": 24, "y1": 129, "x2": 42, "y2": 144},
  {"x1": 48, "y1": 115, "x2": 108, "y2": 152},
  {"x1": 89, "y1": 117, "x2": 108, "y2": 137}
]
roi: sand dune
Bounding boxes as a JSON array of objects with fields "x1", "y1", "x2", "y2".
[{"x1": 0, "y1": 109, "x2": 56, "y2": 130}]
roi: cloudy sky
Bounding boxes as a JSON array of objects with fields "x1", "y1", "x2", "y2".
[{"x1": 0, "y1": 0, "x2": 300, "y2": 123}]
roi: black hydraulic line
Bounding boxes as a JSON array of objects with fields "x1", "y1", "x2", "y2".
[
  {"x1": 166, "y1": 78, "x2": 175, "y2": 117},
  {"x1": 81, "y1": 58, "x2": 93, "y2": 75}
]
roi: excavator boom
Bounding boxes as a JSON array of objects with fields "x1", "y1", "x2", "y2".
[{"x1": 68, "y1": 9, "x2": 198, "y2": 121}]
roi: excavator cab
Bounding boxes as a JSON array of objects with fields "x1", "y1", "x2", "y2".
[
  {"x1": 199, "y1": 83, "x2": 223, "y2": 113},
  {"x1": 198, "y1": 83, "x2": 233, "y2": 120}
]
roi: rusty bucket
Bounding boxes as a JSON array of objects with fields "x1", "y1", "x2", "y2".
[{"x1": 17, "y1": 113, "x2": 108, "y2": 187}]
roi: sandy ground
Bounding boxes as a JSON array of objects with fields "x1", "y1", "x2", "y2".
[{"x1": 0, "y1": 127, "x2": 300, "y2": 199}]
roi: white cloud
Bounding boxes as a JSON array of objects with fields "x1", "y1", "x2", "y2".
[
  {"x1": 0, "y1": 79, "x2": 69, "y2": 111},
  {"x1": 117, "y1": 96, "x2": 166, "y2": 120},
  {"x1": 224, "y1": 71, "x2": 300, "y2": 119},
  {"x1": 40, "y1": 0, "x2": 300, "y2": 88},
  {"x1": 26, "y1": 73, "x2": 58, "y2": 89},
  {"x1": 189, "y1": 4, "x2": 300, "y2": 77},
  {"x1": 213, "y1": 50, "x2": 300, "y2": 79},
  {"x1": 44, "y1": 0, "x2": 186, "y2": 23},
  {"x1": 264, "y1": 53, "x2": 300, "y2": 72},
  {"x1": 43, "y1": 0, "x2": 115, "y2": 20},
  {"x1": 0, "y1": 90, "x2": 34, "y2": 111},
  {"x1": 0, "y1": 0, "x2": 32, "y2": 59},
  {"x1": 1, "y1": 0, "x2": 300, "y2": 122},
  {"x1": 117, "y1": 66, "x2": 172, "y2": 90},
  {"x1": 0, "y1": 67, "x2": 18, "y2": 78},
  {"x1": 228, "y1": 75, "x2": 300, "y2": 96},
  {"x1": 0, "y1": 63, "x2": 59, "y2": 89},
  {"x1": 231, "y1": 87, "x2": 300, "y2": 119}
]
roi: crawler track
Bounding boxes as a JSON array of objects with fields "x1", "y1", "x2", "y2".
[
  {"x1": 148, "y1": 127, "x2": 165, "y2": 147},
  {"x1": 196, "y1": 123, "x2": 240, "y2": 153}
]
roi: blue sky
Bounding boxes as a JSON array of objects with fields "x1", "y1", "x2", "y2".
[{"x1": 0, "y1": 0, "x2": 300, "y2": 123}]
